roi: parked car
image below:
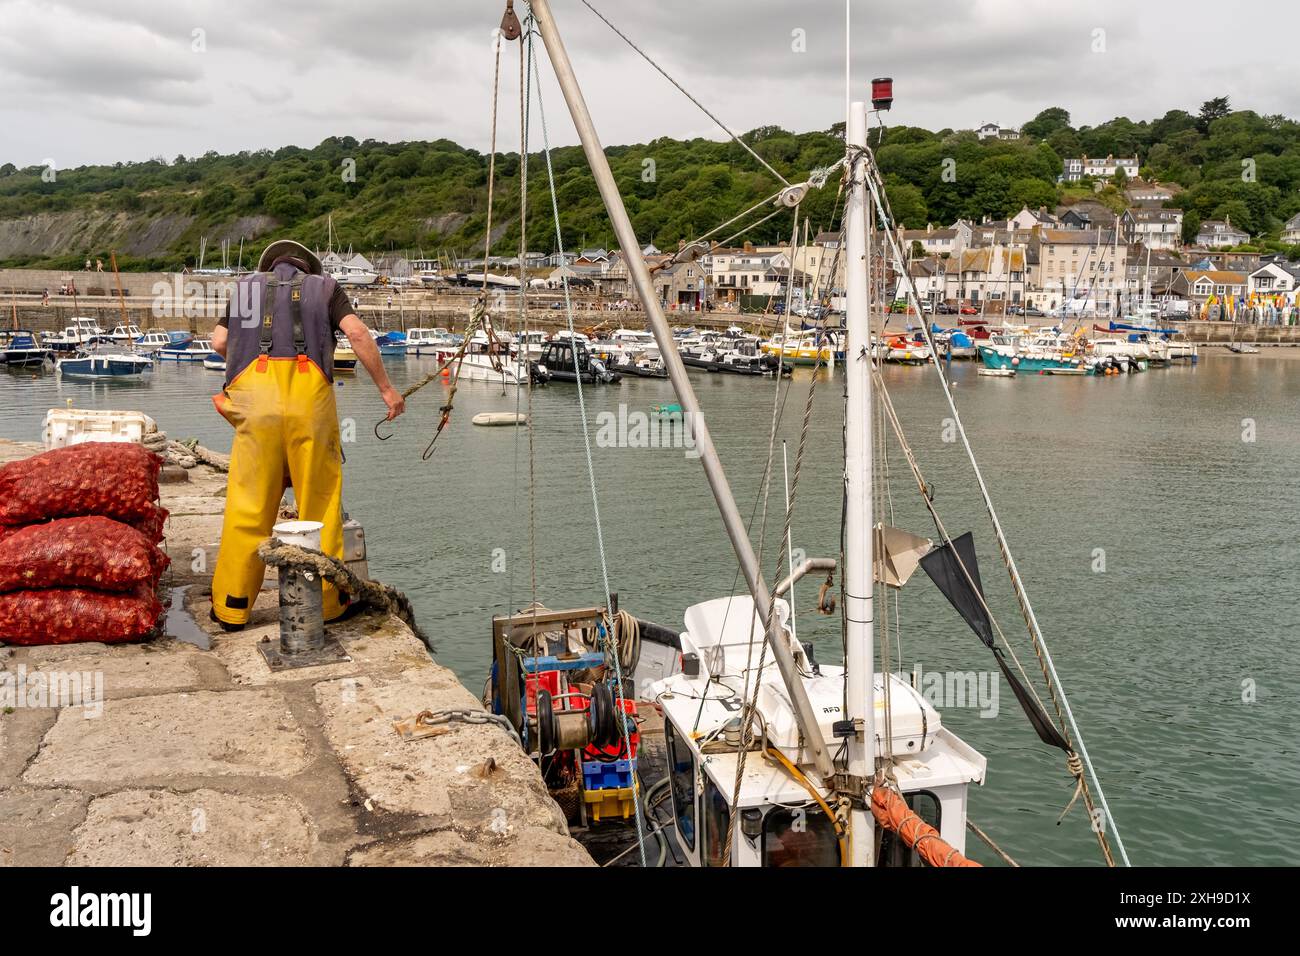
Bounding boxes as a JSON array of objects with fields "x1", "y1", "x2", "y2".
[
  {"x1": 1006, "y1": 305, "x2": 1025, "y2": 316},
  {"x1": 921, "y1": 302, "x2": 934, "y2": 314},
  {"x1": 936, "y1": 303, "x2": 958, "y2": 315},
  {"x1": 1025, "y1": 307, "x2": 1045, "y2": 317},
  {"x1": 960, "y1": 305, "x2": 978, "y2": 315}
]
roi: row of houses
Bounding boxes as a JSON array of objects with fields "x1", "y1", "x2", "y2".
[
  {"x1": 899, "y1": 224, "x2": 1300, "y2": 315},
  {"x1": 511, "y1": 216, "x2": 1293, "y2": 316}
]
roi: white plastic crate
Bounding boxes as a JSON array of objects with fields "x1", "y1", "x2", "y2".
[{"x1": 42, "y1": 407, "x2": 157, "y2": 450}]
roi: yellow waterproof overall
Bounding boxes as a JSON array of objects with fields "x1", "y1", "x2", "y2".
[{"x1": 210, "y1": 272, "x2": 349, "y2": 625}]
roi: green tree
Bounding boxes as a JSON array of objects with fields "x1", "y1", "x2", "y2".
[
  {"x1": 1022, "y1": 107, "x2": 1071, "y2": 141},
  {"x1": 1198, "y1": 96, "x2": 1231, "y2": 134}
]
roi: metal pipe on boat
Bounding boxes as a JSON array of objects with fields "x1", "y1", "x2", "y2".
[
  {"x1": 529, "y1": 0, "x2": 833, "y2": 779},
  {"x1": 774, "y1": 558, "x2": 837, "y2": 598}
]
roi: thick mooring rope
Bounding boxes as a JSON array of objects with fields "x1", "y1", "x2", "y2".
[{"x1": 257, "y1": 538, "x2": 429, "y2": 648}]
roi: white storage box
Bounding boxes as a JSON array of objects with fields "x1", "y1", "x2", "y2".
[{"x1": 43, "y1": 408, "x2": 158, "y2": 450}]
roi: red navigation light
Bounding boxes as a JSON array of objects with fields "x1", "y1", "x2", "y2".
[{"x1": 871, "y1": 77, "x2": 894, "y2": 112}]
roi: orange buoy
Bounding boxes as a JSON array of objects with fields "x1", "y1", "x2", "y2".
[{"x1": 870, "y1": 787, "x2": 981, "y2": 867}]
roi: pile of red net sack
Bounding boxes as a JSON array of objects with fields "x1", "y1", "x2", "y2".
[{"x1": 0, "y1": 443, "x2": 169, "y2": 645}]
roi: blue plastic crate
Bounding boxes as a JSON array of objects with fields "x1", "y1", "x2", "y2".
[{"x1": 582, "y1": 758, "x2": 634, "y2": 791}]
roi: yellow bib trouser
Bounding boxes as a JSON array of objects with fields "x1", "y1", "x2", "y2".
[{"x1": 211, "y1": 355, "x2": 350, "y2": 626}]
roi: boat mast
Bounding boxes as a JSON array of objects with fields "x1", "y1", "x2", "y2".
[
  {"x1": 843, "y1": 100, "x2": 875, "y2": 866},
  {"x1": 529, "y1": 0, "x2": 834, "y2": 778}
]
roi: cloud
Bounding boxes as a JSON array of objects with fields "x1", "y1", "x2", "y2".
[{"x1": 0, "y1": 0, "x2": 1298, "y2": 169}]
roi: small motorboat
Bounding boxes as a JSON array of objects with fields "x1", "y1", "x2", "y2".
[
  {"x1": 202, "y1": 352, "x2": 226, "y2": 371},
  {"x1": 133, "y1": 330, "x2": 175, "y2": 353},
  {"x1": 3, "y1": 330, "x2": 54, "y2": 369},
  {"x1": 334, "y1": 342, "x2": 358, "y2": 372},
  {"x1": 157, "y1": 338, "x2": 213, "y2": 362},
  {"x1": 977, "y1": 367, "x2": 1016, "y2": 377},
  {"x1": 373, "y1": 330, "x2": 408, "y2": 356},
  {"x1": 537, "y1": 337, "x2": 620, "y2": 384},
  {"x1": 108, "y1": 324, "x2": 143, "y2": 343},
  {"x1": 405, "y1": 327, "x2": 461, "y2": 356},
  {"x1": 45, "y1": 318, "x2": 109, "y2": 353},
  {"x1": 56, "y1": 351, "x2": 153, "y2": 379}
]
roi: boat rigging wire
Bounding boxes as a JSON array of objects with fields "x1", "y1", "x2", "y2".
[
  {"x1": 578, "y1": 0, "x2": 791, "y2": 188},
  {"x1": 855, "y1": 133, "x2": 1130, "y2": 867},
  {"x1": 528, "y1": 22, "x2": 649, "y2": 865}
]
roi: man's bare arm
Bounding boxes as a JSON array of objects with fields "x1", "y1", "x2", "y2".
[
  {"x1": 211, "y1": 324, "x2": 228, "y2": 358},
  {"x1": 339, "y1": 314, "x2": 405, "y2": 420}
]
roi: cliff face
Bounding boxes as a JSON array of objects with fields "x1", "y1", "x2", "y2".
[{"x1": 0, "y1": 210, "x2": 278, "y2": 261}]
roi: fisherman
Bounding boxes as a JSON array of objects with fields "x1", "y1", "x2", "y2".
[{"x1": 208, "y1": 239, "x2": 404, "y2": 631}]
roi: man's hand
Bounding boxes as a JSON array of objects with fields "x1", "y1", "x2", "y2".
[{"x1": 382, "y1": 387, "x2": 406, "y2": 421}]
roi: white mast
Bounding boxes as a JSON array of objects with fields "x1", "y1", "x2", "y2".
[{"x1": 843, "y1": 100, "x2": 875, "y2": 866}]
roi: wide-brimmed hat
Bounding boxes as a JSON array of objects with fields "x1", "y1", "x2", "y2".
[{"x1": 256, "y1": 239, "x2": 323, "y2": 275}]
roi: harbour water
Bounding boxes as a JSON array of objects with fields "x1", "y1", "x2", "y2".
[{"x1": 2, "y1": 350, "x2": 1297, "y2": 866}]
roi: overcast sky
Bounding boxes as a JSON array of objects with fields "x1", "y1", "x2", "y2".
[{"x1": 3, "y1": 0, "x2": 1299, "y2": 170}]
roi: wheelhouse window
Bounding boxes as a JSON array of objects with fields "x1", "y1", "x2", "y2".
[
  {"x1": 663, "y1": 720, "x2": 696, "y2": 852},
  {"x1": 702, "y1": 775, "x2": 730, "y2": 867},
  {"x1": 762, "y1": 805, "x2": 840, "y2": 867},
  {"x1": 877, "y1": 790, "x2": 942, "y2": 867}
]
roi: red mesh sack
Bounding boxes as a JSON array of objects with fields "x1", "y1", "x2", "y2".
[
  {"x1": 0, "y1": 442, "x2": 161, "y2": 526},
  {"x1": 0, "y1": 584, "x2": 163, "y2": 645},
  {"x1": 129, "y1": 502, "x2": 169, "y2": 543},
  {"x1": 0, "y1": 516, "x2": 169, "y2": 593}
]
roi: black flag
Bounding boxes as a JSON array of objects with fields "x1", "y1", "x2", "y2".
[{"x1": 921, "y1": 533, "x2": 1070, "y2": 752}]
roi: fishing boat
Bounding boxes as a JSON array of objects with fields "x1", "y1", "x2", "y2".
[
  {"x1": 156, "y1": 338, "x2": 213, "y2": 362},
  {"x1": 475, "y1": 4, "x2": 1130, "y2": 871},
  {"x1": 3, "y1": 330, "x2": 54, "y2": 368},
  {"x1": 56, "y1": 351, "x2": 153, "y2": 379},
  {"x1": 977, "y1": 332, "x2": 1088, "y2": 373},
  {"x1": 202, "y1": 352, "x2": 226, "y2": 371}
]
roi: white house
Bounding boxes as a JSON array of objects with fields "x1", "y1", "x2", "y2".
[
  {"x1": 1062, "y1": 155, "x2": 1139, "y2": 182},
  {"x1": 1195, "y1": 218, "x2": 1249, "y2": 249},
  {"x1": 1282, "y1": 213, "x2": 1300, "y2": 245},
  {"x1": 977, "y1": 123, "x2": 1020, "y2": 141},
  {"x1": 1009, "y1": 206, "x2": 1058, "y2": 230},
  {"x1": 900, "y1": 223, "x2": 966, "y2": 257},
  {"x1": 1128, "y1": 207, "x2": 1184, "y2": 250},
  {"x1": 1247, "y1": 261, "x2": 1300, "y2": 296}
]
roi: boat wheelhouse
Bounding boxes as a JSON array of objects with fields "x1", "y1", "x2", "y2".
[
  {"x1": 3, "y1": 330, "x2": 53, "y2": 368},
  {"x1": 646, "y1": 594, "x2": 984, "y2": 866},
  {"x1": 157, "y1": 338, "x2": 213, "y2": 361}
]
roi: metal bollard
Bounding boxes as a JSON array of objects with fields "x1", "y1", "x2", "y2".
[
  {"x1": 257, "y1": 521, "x2": 351, "y2": 671},
  {"x1": 278, "y1": 564, "x2": 325, "y2": 655}
]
